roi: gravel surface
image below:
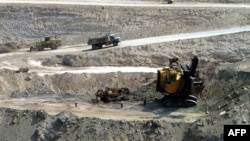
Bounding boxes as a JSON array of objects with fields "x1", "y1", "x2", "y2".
[{"x1": 0, "y1": 1, "x2": 249, "y2": 141}]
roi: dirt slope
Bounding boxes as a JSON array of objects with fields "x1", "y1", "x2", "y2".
[
  {"x1": 0, "y1": 2, "x2": 249, "y2": 46},
  {"x1": 0, "y1": 1, "x2": 249, "y2": 141}
]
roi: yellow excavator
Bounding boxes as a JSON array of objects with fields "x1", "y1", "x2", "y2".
[{"x1": 156, "y1": 56, "x2": 205, "y2": 107}]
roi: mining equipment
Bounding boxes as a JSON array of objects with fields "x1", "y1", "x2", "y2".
[
  {"x1": 87, "y1": 33, "x2": 121, "y2": 50},
  {"x1": 156, "y1": 56, "x2": 205, "y2": 107},
  {"x1": 95, "y1": 87, "x2": 129, "y2": 102},
  {"x1": 30, "y1": 36, "x2": 61, "y2": 51}
]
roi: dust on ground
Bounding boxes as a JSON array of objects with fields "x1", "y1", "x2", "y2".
[{"x1": 0, "y1": 0, "x2": 249, "y2": 141}]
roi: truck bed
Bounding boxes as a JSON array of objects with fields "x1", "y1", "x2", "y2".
[{"x1": 88, "y1": 36, "x2": 107, "y2": 45}]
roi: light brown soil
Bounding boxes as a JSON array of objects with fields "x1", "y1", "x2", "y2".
[{"x1": 0, "y1": 0, "x2": 249, "y2": 141}]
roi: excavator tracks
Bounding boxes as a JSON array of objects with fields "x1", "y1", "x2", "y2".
[{"x1": 162, "y1": 95, "x2": 197, "y2": 107}]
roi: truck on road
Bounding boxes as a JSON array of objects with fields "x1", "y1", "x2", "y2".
[{"x1": 87, "y1": 33, "x2": 121, "y2": 50}]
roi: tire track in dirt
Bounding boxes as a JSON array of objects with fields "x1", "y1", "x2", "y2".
[{"x1": 0, "y1": 98, "x2": 207, "y2": 122}]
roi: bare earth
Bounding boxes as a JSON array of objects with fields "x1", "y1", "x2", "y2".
[{"x1": 0, "y1": 0, "x2": 249, "y2": 141}]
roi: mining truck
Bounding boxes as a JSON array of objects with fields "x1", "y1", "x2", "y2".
[
  {"x1": 95, "y1": 87, "x2": 129, "y2": 102},
  {"x1": 156, "y1": 56, "x2": 205, "y2": 107},
  {"x1": 30, "y1": 36, "x2": 62, "y2": 51},
  {"x1": 87, "y1": 33, "x2": 121, "y2": 50}
]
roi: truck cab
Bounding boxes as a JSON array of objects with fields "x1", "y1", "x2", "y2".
[
  {"x1": 44, "y1": 37, "x2": 50, "y2": 42},
  {"x1": 109, "y1": 34, "x2": 120, "y2": 46}
]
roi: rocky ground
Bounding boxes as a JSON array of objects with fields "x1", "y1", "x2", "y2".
[
  {"x1": 1, "y1": 0, "x2": 249, "y2": 47},
  {"x1": 0, "y1": 0, "x2": 249, "y2": 141}
]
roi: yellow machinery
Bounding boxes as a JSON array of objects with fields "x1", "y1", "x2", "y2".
[
  {"x1": 30, "y1": 36, "x2": 61, "y2": 51},
  {"x1": 95, "y1": 87, "x2": 129, "y2": 102},
  {"x1": 156, "y1": 56, "x2": 205, "y2": 107}
]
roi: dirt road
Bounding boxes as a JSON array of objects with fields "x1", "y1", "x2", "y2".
[
  {"x1": 1, "y1": 25, "x2": 249, "y2": 58},
  {"x1": 0, "y1": 97, "x2": 207, "y2": 122},
  {"x1": 121, "y1": 26, "x2": 250, "y2": 47},
  {"x1": 0, "y1": 26, "x2": 248, "y2": 76}
]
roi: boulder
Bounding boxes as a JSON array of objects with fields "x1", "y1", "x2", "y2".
[{"x1": 36, "y1": 110, "x2": 47, "y2": 120}]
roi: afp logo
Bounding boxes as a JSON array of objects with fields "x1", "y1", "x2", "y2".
[{"x1": 224, "y1": 125, "x2": 250, "y2": 141}]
